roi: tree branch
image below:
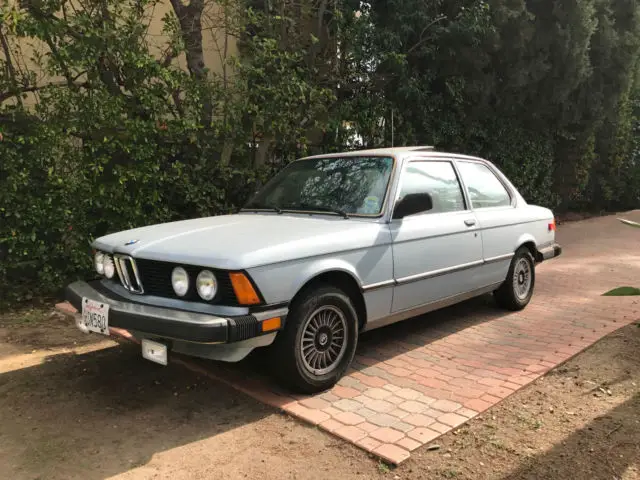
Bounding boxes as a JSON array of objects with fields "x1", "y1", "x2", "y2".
[
  {"x1": 168, "y1": 0, "x2": 185, "y2": 18},
  {"x1": 171, "y1": 89, "x2": 185, "y2": 117},
  {"x1": 158, "y1": 47, "x2": 178, "y2": 68},
  {"x1": 21, "y1": 0, "x2": 85, "y2": 41},
  {"x1": 406, "y1": 15, "x2": 447, "y2": 55},
  {"x1": 0, "y1": 25, "x2": 18, "y2": 82},
  {"x1": 20, "y1": 1, "x2": 78, "y2": 88},
  {"x1": 0, "y1": 81, "x2": 89, "y2": 103},
  {"x1": 307, "y1": 0, "x2": 327, "y2": 66}
]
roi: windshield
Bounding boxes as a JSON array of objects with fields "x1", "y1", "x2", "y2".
[{"x1": 244, "y1": 156, "x2": 394, "y2": 216}]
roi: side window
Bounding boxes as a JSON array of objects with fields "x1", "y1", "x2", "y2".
[
  {"x1": 457, "y1": 161, "x2": 511, "y2": 209},
  {"x1": 395, "y1": 161, "x2": 466, "y2": 217}
]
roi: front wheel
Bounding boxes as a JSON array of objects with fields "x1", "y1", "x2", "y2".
[
  {"x1": 270, "y1": 285, "x2": 358, "y2": 394},
  {"x1": 494, "y1": 247, "x2": 536, "y2": 311}
]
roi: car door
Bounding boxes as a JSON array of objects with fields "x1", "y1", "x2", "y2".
[
  {"x1": 389, "y1": 159, "x2": 484, "y2": 313},
  {"x1": 455, "y1": 160, "x2": 521, "y2": 286}
]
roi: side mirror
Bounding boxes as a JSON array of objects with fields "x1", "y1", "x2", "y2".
[{"x1": 393, "y1": 192, "x2": 433, "y2": 219}]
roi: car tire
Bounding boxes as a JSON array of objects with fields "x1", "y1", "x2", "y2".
[
  {"x1": 494, "y1": 247, "x2": 536, "y2": 311},
  {"x1": 270, "y1": 285, "x2": 359, "y2": 394}
]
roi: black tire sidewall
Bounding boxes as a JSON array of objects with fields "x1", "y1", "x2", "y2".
[
  {"x1": 275, "y1": 285, "x2": 359, "y2": 393},
  {"x1": 507, "y1": 248, "x2": 536, "y2": 307}
]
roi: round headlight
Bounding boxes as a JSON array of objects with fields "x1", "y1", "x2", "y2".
[
  {"x1": 171, "y1": 267, "x2": 189, "y2": 297},
  {"x1": 94, "y1": 252, "x2": 105, "y2": 275},
  {"x1": 103, "y1": 255, "x2": 115, "y2": 279},
  {"x1": 196, "y1": 270, "x2": 217, "y2": 301}
]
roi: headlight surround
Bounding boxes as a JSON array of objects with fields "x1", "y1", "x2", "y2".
[
  {"x1": 171, "y1": 267, "x2": 190, "y2": 297},
  {"x1": 103, "y1": 254, "x2": 115, "y2": 279},
  {"x1": 196, "y1": 270, "x2": 217, "y2": 301},
  {"x1": 94, "y1": 251, "x2": 105, "y2": 275}
]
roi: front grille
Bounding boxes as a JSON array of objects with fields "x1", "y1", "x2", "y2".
[
  {"x1": 114, "y1": 255, "x2": 144, "y2": 294},
  {"x1": 133, "y1": 258, "x2": 239, "y2": 305}
]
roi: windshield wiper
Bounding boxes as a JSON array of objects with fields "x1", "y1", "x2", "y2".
[
  {"x1": 284, "y1": 203, "x2": 349, "y2": 219},
  {"x1": 242, "y1": 203, "x2": 282, "y2": 214}
]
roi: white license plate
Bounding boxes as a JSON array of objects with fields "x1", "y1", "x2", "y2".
[
  {"x1": 80, "y1": 298, "x2": 110, "y2": 335},
  {"x1": 141, "y1": 338, "x2": 168, "y2": 366}
]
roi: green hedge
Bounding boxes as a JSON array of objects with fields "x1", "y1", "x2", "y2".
[{"x1": 0, "y1": 109, "x2": 264, "y2": 306}]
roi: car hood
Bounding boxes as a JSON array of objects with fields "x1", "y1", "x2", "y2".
[{"x1": 93, "y1": 213, "x2": 387, "y2": 270}]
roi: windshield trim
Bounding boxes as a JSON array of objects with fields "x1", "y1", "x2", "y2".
[{"x1": 240, "y1": 154, "x2": 398, "y2": 219}]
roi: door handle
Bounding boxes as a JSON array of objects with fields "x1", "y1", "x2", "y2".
[{"x1": 464, "y1": 219, "x2": 476, "y2": 227}]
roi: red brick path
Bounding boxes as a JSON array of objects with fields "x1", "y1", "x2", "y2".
[{"x1": 57, "y1": 213, "x2": 640, "y2": 464}]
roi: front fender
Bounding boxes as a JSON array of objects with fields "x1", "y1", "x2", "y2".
[
  {"x1": 247, "y1": 257, "x2": 364, "y2": 305},
  {"x1": 290, "y1": 258, "x2": 363, "y2": 297}
]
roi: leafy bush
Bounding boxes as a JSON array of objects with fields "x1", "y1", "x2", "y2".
[
  {"x1": 0, "y1": 104, "x2": 265, "y2": 305},
  {"x1": 465, "y1": 121, "x2": 558, "y2": 208},
  {"x1": 0, "y1": 1, "x2": 269, "y2": 306}
]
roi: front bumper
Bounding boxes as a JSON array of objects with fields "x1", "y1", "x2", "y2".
[
  {"x1": 65, "y1": 280, "x2": 287, "y2": 344},
  {"x1": 538, "y1": 242, "x2": 563, "y2": 261}
]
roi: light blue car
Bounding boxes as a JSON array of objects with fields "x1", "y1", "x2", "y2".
[{"x1": 66, "y1": 146, "x2": 562, "y2": 393}]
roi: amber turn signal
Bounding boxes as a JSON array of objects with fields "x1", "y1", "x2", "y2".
[
  {"x1": 261, "y1": 317, "x2": 281, "y2": 332},
  {"x1": 229, "y1": 272, "x2": 261, "y2": 305}
]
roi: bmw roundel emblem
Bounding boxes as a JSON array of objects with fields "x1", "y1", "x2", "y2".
[{"x1": 124, "y1": 239, "x2": 140, "y2": 246}]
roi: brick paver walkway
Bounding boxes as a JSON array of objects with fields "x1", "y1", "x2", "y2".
[{"x1": 57, "y1": 213, "x2": 640, "y2": 464}]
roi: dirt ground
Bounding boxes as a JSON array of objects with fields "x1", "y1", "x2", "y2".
[{"x1": 0, "y1": 307, "x2": 638, "y2": 480}]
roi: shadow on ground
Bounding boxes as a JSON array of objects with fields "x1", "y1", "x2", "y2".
[
  {"x1": 356, "y1": 294, "x2": 504, "y2": 359},
  {"x1": 0, "y1": 294, "x2": 513, "y2": 478},
  {"x1": 243, "y1": 293, "x2": 509, "y2": 381},
  {"x1": 0, "y1": 344, "x2": 273, "y2": 480},
  {"x1": 502, "y1": 393, "x2": 639, "y2": 480}
]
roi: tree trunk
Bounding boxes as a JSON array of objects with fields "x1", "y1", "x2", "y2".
[
  {"x1": 254, "y1": 134, "x2": 272, "y2": 167},
  {"x1": 169, "y1": 0, "x2": 212, "y2": 127},
  {"x1": 220, "y1": 140, "x2": 234, "y2": 166}
]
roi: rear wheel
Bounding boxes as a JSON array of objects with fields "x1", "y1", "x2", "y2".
[
  {"x1": 270, "y1": 285, "x2": 358, "y2": 394},
  {"x1": 494, "y1": 247, "x2": 535, "y2": 311}
]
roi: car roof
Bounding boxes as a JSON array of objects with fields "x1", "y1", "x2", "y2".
[{"x1": 299, "y1": 146, "x2": 487, "y2": 163}]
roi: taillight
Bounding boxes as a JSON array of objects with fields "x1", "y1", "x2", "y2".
[{"x1": 548, "y1": 219, "x2": 556, "y2": 232}]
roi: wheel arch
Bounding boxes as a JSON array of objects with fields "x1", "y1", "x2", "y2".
[
  {"x1": 515, "y1": 234, "x2": 542, "y2": 263},
  {"x1": 291, "y1": 268, "x2": 367, "y2": 330}
]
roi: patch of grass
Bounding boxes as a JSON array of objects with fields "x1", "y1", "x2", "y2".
[
  {"x1": 515, "y1": 412, "x2": 544, "y2": 430},
  {"x1": 0, "y1": 308, "x2": 51, "y2": 327},
  {"x1": 603, "y1": 286, "x2": 640, "y2": 296},
  {"x1": 441, "y1": 469, "x2": 460, "y2": 478},
  {"x1": 377, "y1": 461, "x2": 390, "y2": 474},
  {"x1": 486, "y1": 436, "x2": 520, "y2": 454}
]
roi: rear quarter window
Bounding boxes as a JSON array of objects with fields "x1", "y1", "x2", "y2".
[{"x1": 457, "y1": 161, "x2": 511, "y2": 209}]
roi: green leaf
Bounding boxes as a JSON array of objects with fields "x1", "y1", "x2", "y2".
[{"x1": 603, "y1": 286, "x2": 640, "y2": 296}]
